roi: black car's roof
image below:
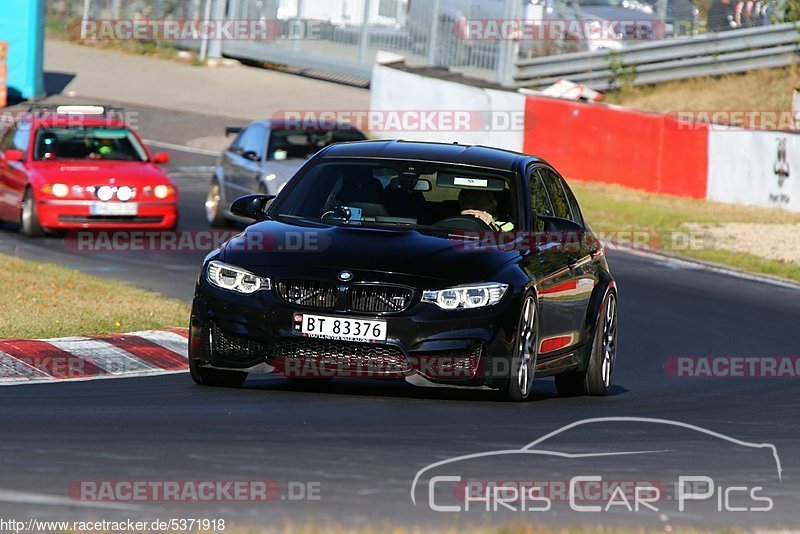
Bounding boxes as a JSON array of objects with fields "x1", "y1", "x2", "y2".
[{"x1": 320, "y1": 140, "x2": 541, "y2": 172}]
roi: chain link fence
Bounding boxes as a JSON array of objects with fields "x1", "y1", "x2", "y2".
[
  {"x1": 46, "y1": 0, "x2": 788, "y2": 85},
  {"x1": 46, "y1": 0, "x2": 521, "y2": 83}
]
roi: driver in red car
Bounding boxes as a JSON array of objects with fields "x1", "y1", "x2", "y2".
[{"x1": 40, "y1": 132, "x2": 58, "y2": 160}]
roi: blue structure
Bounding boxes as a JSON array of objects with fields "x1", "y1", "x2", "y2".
[{"x1": 0, "y1": 0, "x2": 46, "y2": 101}]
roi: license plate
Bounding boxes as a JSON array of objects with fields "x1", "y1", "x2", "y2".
[
  {"x1": 294, "y1": 313, "x2": 387, "y2": 343},
  {"x1": 90, "y1": 202, "x2": 138, "y2": 216}
]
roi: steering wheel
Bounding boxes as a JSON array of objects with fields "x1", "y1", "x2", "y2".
[{"x1": 432, "y1": 215, "x2": 494, "y2": 231}]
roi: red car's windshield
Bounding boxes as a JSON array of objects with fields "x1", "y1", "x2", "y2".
[{"x1": 33, "y1": 126, "x2": 149, "y2": 162}]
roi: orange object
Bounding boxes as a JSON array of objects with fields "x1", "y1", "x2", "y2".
[{"x1": 0, "y1": 41, "x2": 7, "y2": 61}]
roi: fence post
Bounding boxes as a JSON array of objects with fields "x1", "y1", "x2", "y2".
[
  {"x1": 80, "y1": 0, "x2": 91, "y2": 39},
  {"x1": 227, "y1": 0, "x2": 240, "y2": 19},
  {"x1": 198, "y1": 0, "x2": 212, "y2": 62},
  {"x1": 425, "y1": 0, "x2": 441, "y2": 65},
  {"x1": 293, "y1": 0, "x2": 305, "y2": 52},
  {"x1": 358, "y1": 0, "x2": 372, "y2": 64},
  {"x1": 656, "y1": 0, "x2": 668, "y2": 34},
  {"x1": 207, "y1": 0, "x2": 226, "y2": 60},
  {"x1": 496, "y1": 0, "x2": 520, "y2": 85}
]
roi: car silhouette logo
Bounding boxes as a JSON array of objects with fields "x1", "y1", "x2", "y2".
[
  {"x1": 774, "y1": 138, "x2": 790, "y2": 188},
  {"x1": 338, "y1": 271, "x2": 353, "y2": 282}
]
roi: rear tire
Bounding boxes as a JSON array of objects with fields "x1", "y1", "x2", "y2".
[
  {"x1": 499, "y1": 293, "x2": 538, "y2": 402},
  {"x1": 205, "y1": 179, "x2": 227, "y2": 227},
  {"x1": 189, "y1": 357, "x2": 247, "y2": 388},
  {"x1": 555, "y1": 292, "x2": 617, "y2": 397},
  {"x1": 20, "y1": 188, "x2": 45, "y2": 237}
]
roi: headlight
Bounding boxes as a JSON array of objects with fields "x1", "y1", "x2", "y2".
[
  {"x1": 154, "y1": 184, "x2": 174, "y2": 199},
  {"x1": 206, "y1": 260, "x2": 270, "y2": 294},
  {"x1": 116, "y1": 185, "x2": 134, "y2": 202},
  {"x1": 422, "y1": 283, "x2": 508, "y2": 310},
  {"x1": 97, "y1": 185, "x2": 114, "y2": 201},
  {"x1": 51, "y1": 183, "x2": 69, "y2": 198}
]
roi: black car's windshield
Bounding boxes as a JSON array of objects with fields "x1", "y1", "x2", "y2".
[
  {"x1": 274, "y1": 160, "x2": 519, "y2": 231},
  {"x1": 33, "y1": 126, "x2": 148, "y2": 162},
  {"x1": 267, "y1": 130, "x2": 367, "y2": 160}
]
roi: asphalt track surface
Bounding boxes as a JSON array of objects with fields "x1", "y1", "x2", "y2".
[{"x1": 1, "y1": 110, "x2": 799, "y2": 530}]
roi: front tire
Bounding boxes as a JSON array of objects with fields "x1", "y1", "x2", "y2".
[
  {"x1": 20, "y1": 188, "x2": 45, "y2": 237},
  {"x1": 205, "y1": 179, "x2": 227, "y2": 227},
  {"x1": 499, "y1": 293, "x2": 538, "y2": 402},
  {"x1": 555, "y1": 292, "x2": 617, "y2": 396},
  {"x1": 189, "y1": 358, "x2": 247, "y2": 388}
]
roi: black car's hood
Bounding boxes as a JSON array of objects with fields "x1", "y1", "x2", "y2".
[{"x1": 220, "y1": 218, "x2": 520, "y2": 285}]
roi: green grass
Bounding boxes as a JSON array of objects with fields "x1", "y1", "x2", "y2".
[
  {"x1": 44, "y1": 15, "x2": 71, "y2": 39},
  {"x1": 604, "y1": 65, "x2": 800, "y2": 118},
  {"x1": 571, "y1": 180, "x2": 800, "y2": 282},
  {"x1": 0, "y1": 253, "x2": 190, "y2": 339}
]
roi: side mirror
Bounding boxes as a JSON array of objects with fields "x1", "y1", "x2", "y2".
[
  {"x1": 4, "y1": 150, "x2": 24, "y2": 162},
  {"x1": 153, "y1": 152, "x2": 170, "y2": 164},
  {"x1": 230, "y1": 194, "x2": 275, "y2": 221},
  {"x1": 536, "y1": 215, "x2": 585, "y2": 253},
  {"x1": 241, "y1": 150, "x2": 261, "y2": 162}
]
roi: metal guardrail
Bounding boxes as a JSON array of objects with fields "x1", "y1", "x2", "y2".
[{"x1": 514, "y1": 23, "x2": 800, "y2": 91}]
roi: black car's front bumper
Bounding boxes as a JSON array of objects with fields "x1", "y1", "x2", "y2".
[{"x1": 189, "y1": 274, "x2": 525, "y2": 389}]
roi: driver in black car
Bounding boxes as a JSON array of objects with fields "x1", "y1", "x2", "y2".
[{"x1": 458, "y1": 189, "x2": 514, "y2": 231}]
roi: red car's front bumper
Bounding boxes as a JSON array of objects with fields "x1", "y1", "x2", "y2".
[{"x1": 37, "y1": 199, "x2": 178, "y2": 230}]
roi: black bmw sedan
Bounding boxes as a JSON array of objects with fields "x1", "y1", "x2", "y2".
[{"x1": 189, "y1": 140, "x2": 617, "y2": 401}]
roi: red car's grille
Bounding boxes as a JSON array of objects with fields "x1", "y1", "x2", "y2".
[{"x1": 58, "y1": 216, "x2": 163, "y2": 223}]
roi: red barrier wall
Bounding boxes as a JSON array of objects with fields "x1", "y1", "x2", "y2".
[{"x1": 523, "y1": 95, "x2": 709, "y2": 198}]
